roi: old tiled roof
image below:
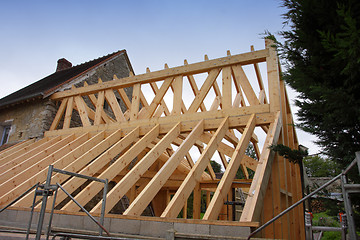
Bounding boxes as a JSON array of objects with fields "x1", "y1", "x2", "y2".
[{"x1": 0, "y1": 50, "x2": 130, "y2": 109}]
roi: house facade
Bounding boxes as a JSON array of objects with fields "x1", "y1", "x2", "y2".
[{"x1": 0, "y1": 50, "x2": 133, "y2": 147}]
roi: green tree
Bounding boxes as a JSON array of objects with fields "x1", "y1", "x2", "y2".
[
  {"x1": 209, "y1": 160, "x2": 222, "y2": 173},
  {"x1": 277, "y1": 0, "x2": 360, "y2": 172},
  {"x1": 235, "y1": 144, "x2": 256, "y2": 179},
  {"x1": 303, "y1": 155, "x2": 341, "y2": 177}
]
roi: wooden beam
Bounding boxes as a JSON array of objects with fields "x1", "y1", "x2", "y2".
[
  {"x1": 222, "y1": 66, "x2": 232, "y2": 109},
  {"x1": 105, "y1": 89, "x2": 126, "y2": 122},
  {"x1": 200, "y1": 179, "x2": 252, "y2": 189},
  {"x1": 85, "y1": 85, "x2": 115, "y2": 124},
  {"x1": 117, "y1": 87, "x2": 132, "y2": 110},
  {"x1": 124, "y1": 120, "x2": 204, "y2": 216},
  {"x1": 59, "y1": 128, "x2": 139, "y2": 211},
  {"x1": 232, "y1": 64, "x2": 260, "y2": 106},
  {"x1": 50, "y1": 98, "x2": 68, "y2": 130},
  {"x1": 186, "y1": 73, "x2": 207, "y2": 112},
  {"x1": 203, "y1": 114, "x2": 256, "y2": 220},
  {"x1": 63, "y1": 96, "x2": 74, "y2": 129},
  {"x1": 182, "y1": 68, "x2": 220, "y2": 113},
  {"x1": 0, "y1": 135, "x2": 74, "y2": 183},
  {"x1": 51, "y1": 49, "x2": 269, "y2": 100},
  {"x1": 45, "y1": 104, "x2": 272, "y2": 137},
  {"x1": 0, "y1": 139, "x2": 34, "y2": 160},
  {"x1": 1, "y1": 132, "x2": 95, "y2": 206},
  {"x1": 130, "y1": 83, "x2": 141, "y2": 120},
  {"x1": 94, "y1": 90, "x2": 105, "y2": 125},
  {"x1": 161, "y1": 118, "x2": 229, "y2": 218},
  {"x1": 59, "y1": 126, "x2": 155, "y2": 210},
  {"x1": 251, "y1": 45, "x2": 268, "y2": 104},
  {"x1": 266, "y1": 39, "x2": 281, "y2": 112},
  {"x1": 171, "y1": 75, "x2": 183, "y2": 115},
  {"x1": 0, "y1": 136, "x2": 61, "y2": 174},
  {"x1": 240, "y1": 112, "x2": 282, "y2": 222},
  {"x1": 0, "y1": 138, "x2": 47, "y2": 167},
  {"x1": 74, "y1": 96, "x2": 91, "y2": 127},
  {"x1": 91, "y1": 123, "x2": 180, "y2": 213},
  {"x1": 140, "y1": 77, "x2": 173, "y2": 119}
]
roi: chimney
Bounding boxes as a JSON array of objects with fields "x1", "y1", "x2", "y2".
[{"x1": 56, "y1": 58, "x2": 72, "y2": 72}]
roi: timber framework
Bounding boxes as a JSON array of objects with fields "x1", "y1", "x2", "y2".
[{"x1": 0, "y1": 39, "x2": 305, "y2": 239}]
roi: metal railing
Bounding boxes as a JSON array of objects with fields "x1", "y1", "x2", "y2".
[
  {"x1": 247, "y1": 152, "x2": 360, "y2": 239},
  {"x1": 0, "y1": 165, "x2": 110, "y2": 240}
]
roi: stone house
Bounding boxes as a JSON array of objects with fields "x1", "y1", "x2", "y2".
[{"x1": 0, "y1": 50, "x2": 133, "y2": 147}]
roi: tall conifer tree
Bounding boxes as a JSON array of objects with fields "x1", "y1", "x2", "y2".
[{"x1": 279, "y1": 0, "x2": 360, "y2": 171}]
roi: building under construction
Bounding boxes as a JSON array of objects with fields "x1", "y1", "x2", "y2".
[{"x1": 0, "y1": 39, "x2": 306, "y2": 239}]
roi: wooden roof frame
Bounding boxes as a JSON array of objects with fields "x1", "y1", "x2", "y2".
[{"x1": 0, "y1": 39, "x2": 305, "y2": 239}]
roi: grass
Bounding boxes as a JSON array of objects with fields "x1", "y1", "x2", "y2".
[{"x1": 312, "y1": 211, "x2": 342, "y2": 240}]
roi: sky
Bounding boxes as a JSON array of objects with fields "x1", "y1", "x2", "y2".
[{"x1": 0, "y1": 0, "x2": 320, "y2": 154}]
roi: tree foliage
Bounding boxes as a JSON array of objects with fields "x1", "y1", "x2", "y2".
[
  {"x1": 270, "y1": 144, "x2": 308, "y2": 163},
  {"x1": 303, "y1": 155, "x2": 341, "y2": 177},
  {"x1": 277, "y1": 0, "x2": 360, "y2": 170},
  {"x1": 209, "y1": 160, "x2": 222, "y2": 173}
]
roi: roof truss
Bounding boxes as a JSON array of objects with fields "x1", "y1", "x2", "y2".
[{"x1": 0, "y1": 39, "x2": 304, "y2": 239}]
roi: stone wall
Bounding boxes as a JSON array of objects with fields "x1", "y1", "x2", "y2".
[
  {"x1": 0, "y1": 99, "x2": 57, "y2": 143},
  {"x1": 0, "y1": 52, "x2": 133, "y2": 144}
]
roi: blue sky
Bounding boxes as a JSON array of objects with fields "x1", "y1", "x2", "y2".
[{"x1": 0, "y1": 0, "x2": 319, "y2": 153}]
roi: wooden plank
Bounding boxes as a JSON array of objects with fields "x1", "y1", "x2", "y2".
[
  {"x1": 74, "y1": 96, "x2": 91, "y2": 127},
  {"x1": 105, "y1": 89, "x2": 126, "y2": 122},
  {"x1": 0, "y1": 136, "x2": 61, "y2": 173},
  {"x1": 200, "y1": 179, "x2": 252, "y2": 189},
  {"x1": 117, "y1": 88, "x2": 132, "y2": 109},
  {"x1": 150, "y1": 82, "x2": 171, "y2": 116},
  {"x1": 85, "y1": 84, "x2": 115, "y2": 124},
  {"x1": 209, "y1": 96, "x2": 221, "y2": 111},
  {"x1": 139, "y1": 87, "x2": 150, "y2": 109},
  {"x1": 263, "y1": 172, "x2": 275, "y2": 238},
  {"x1": 94, "y1": 90, "x2": 105, "y2": 125},
  {"x1": 51, "y1": 49, "x2": 269, "y2": 100},
  {"x1": 259, "y1": 90, "x2": 266, "y2": 104},
  {"x1": 63, "y1": 96, "x2": 74, "y2": 129},
  {"x1": 50, "y1": 98, "x2": 68, "y2": 130},
  {"x1": 0, "y1": 138, "x2": 46, "y2": 166},
  {"x1": 271, "y1": 153, "x2": 283, "y2": 239},
  {"x1": 130, "y1": 83, "x2": 141, "y2": 120},
  {"x1": 203, "y1": 114, "x2": 255, "y2": 220},
  {"x1": 59, "y1": 127, "x2": 151, "y2": 211},
  {"x1": 240, "y1": 112, "x2": 282, "y2": 222},
  {"x1": 193, "y1": 183, "x2": 201, "y2": 219},
  {"x1": 124, "y1": 120, "x2": 204, "y2": 216},
  {"x1": 218, "y1": 151, "x2": 229, "y2": 170},
  {"x1": 171, "y1": 75, "x2": 183, "y2": 115},
  {"x1": 186, "y1": 73, "x2": 207, "y2": 112},
  {"x1": 0, "y1": 132, "x2": 94, "y2": 206},
  {"x1": 233, "y1": 92, "x2": 243, "y2": 108},
  {"x1": 265, "y1": 39, "x2": 281, "y2": 112},
  {"x1": 187, "y1": 68, "x2": 221, "y2": 113},
  {"x1": 232, "y1": 64, "x2": 260, "y2": 106},
  {"x1": 0, "y1": 139, "x2": 35, "y2": 160},
  {"x1": 161, "y1": 118, "x2": 229, "y2": 218},
  {"x1": 0, "y1": 135, "x2": 74, "y2": 183},
  {"x1": 222, "y1": 66, "x2": 232, "y2": 109},
  {"x1": 55, "y1": 129, "x2": 133, "y2": 211},
  {"x1": 140, "y1": 78, "x2": 173, "y2": 119},
  {"x1": 251, "y1": 45, "x2": 268, "y2": 104},
  {"x1": 295, "y1": 163, "x2": 305, "y2": 240},
  {"x1": 45, "y1": 104, "x2": 271, "y2": 138},
  {"x1": 91, "y1": 123, "x2": 180, "y2": 213}
]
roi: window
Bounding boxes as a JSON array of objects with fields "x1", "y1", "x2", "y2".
[{"x1": 1, "y1": 125, "x2": 11, "y2": 145}]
